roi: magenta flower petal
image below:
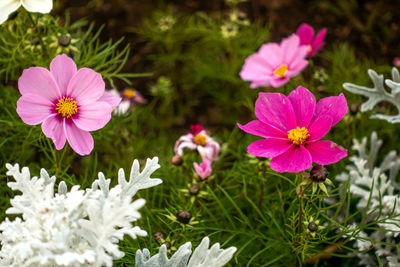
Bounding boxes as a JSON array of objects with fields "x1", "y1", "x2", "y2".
[
  {"x1": 41, "y1": 114, "x2": 66, "y2": 150},
  {"x1": 270, "y1": 145, "x2": 312, "y2": 173},
  {"x1": 18, "y1": 67, "x2": 61, "y2": 101},
  {"x1": 312, "y1": 93, "x2": 348, "y2": 126},
  {"x1": 247, "y1": 138, "x2": 291, "y2": 158},
  {"x1": 288, "y1": 86, "x2": 316, "y2": 127},
  {"x1": 309, "y1": 28, "x2": 327, "y2": 57},
  {"x1": 72, "y1": 102, "x2": 112, "y2": 131},
  {"x1": 98, "y1": 91, "x2": 122, "y2": 108},
  {"x1": 16, "y1": 94, "x2": 54, "y2": 125},
  {"x1": 50, "y1": 54, "x2": 77, "y2": 95},
  {"x1": 67, "y1": 68, "x2": 105, "y2": 106},
  {"x1": 306, "y1": 140, "x2": 347, "y2": 165},
  {"x1": 296, "y1": 23, "x2": 314, "y2": 45},
  {"x1": 308, "y1": 115, "x2": 333, "y2": 141},
  {"x1": 255, "y1": 92, "x2": 297, "y2": 132},
  {"x1": 237, "y1": 120, "x2": 287, "y2": 139},
  {"x1": 65, "y1": 120, "x2": 94, "y2": 156}
]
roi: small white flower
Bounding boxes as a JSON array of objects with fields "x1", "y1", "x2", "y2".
[{"x1": 0, "y1": 0, "x2": 53, "y2": 25}]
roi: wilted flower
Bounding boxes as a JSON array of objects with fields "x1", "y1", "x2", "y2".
[
  {"x1": 296, "y1": 23, "x2": 327, "y2": 57},
  {"x1": 240, "y1": 35, "x2": 308, "y2": 88},
  {"x1": 16, "y1": 54, "x2": 121, "y2": 155},
  {"x1": 108, "y1": 88, "x2": 147, "y2": 115},
  {"x1": 221, "y1": 23, "x2": 238, "y2": 38},
  {"x1": 193, "y1": 159, "x2": 212, "y2": 180},
  {"x1": 0, "y1": 0, "x2": 53, "y2": 25},
  {"x1": 174, "y1": 124, "x2": 220, "y2": 161},
  {"x1": 238, "y1": 86, "x2": 348, "y2": 173}
]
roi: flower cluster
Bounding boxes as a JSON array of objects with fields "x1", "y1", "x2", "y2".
[
  {"x1": 174, "y1": 124, "x2": 220, "y2": 180},
  {"x1": 240, "y1": 23, "x2": 326, "y2": 88},
  {"x1": 238, "y1": 86, "x2": 347, "y2": 173},
  {"x1": 0, "y1": 158, "x2": 163, "y2": 267}
]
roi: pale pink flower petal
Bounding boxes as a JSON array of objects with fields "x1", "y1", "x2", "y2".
[
  {"x1": 72, "y1": 102, "x2": 112, "y2": 131},
  {"x1": 198, "y1": 138, "x2": 220, "y2": 161},
  {"x1": 98, "y1": 91, "x2": 122, "y2": 108},
  {"x1": 42, "y1": 114, "x2": 66, "y2": 150},
  {"x1": 247, "y1": 138, "x2": 291, "y2": 158},
  {"x1": 311, "y1": 93, "x2": 347, "y2": 126},
  {"x1": 21, "y1": 0, "x2": 53, "y2": 13},
  {"x1": 65, "y1": 120, "x2": 94, "y2": 156},
  {"x1": 16, "y1": 94, "x2": 54, "y2": 125},
  {"x1": 175, "y1": 141, "x2": 197, "y2": 156},
  {"x1": 50, "y1": 54, "x2": 77, "y2": 95},
  {"x1": 258, "y1": 43, "x2": 282, "y2": 68},
  {"x1": 282, "y1": 34, "x2": 301, "y2": 64},
  {"x1": 67, "y1": 68, "x2": 105, "y2": 106},
  {"x1": 288, "y1": 86, "x2": 316, "y2": 127},
  {"x1": 270, "y1": 146, "x2": 312, "y2": 173},
  {"x1": 193, "y1": 160, "x2": 212, "y2": 180},
  {"x1": 239, "y1": 54, "x2": 273, "y2": 82},
  {"x1": 296, "y1": 23, "x2": 314, "y2": 45},
  {"x1": 270, "y1": 76, "x2": 290, "y2": 88},
  {"x1": 306, "y1": 140, "x2": 347, "y2": 165},
  {"x1": 255, "y1": 92, "x2": 297, "y2": 132},
  {"x1": 237, "y1": 121, "x2": 287, "y2": 139},
  {"x1": 308, "y1": 116, "x2": 332, "y2": 141},
  {"x1": 287, "y1": 59, "x2": 308, "y2": 76},
  {"x1": 0, "y1": 0, "x2": 21, "y2": 25},
  {"x1": 18, "y1": 67, "x2": 61, "y2": 101}
]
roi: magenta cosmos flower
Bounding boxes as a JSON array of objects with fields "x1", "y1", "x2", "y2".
[
  {"x1": 238, "y1": 86, "x2": 348, "y2": 173},
  {"x1": 240, "y1": 34, "x2": 308, "y2": 89},
  {"x1": 193, "y1": 159, "x2": 212, "y2": 180},
  {"x1": 16, "y1": 54, "x2": 121, "y2": 156},
  {"x1": 296, "y1": 23, "x2": 327, "y2": 57}
]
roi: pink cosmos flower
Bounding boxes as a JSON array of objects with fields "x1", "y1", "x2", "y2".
[
  {"x1": 193, "y1": 159, "x2": 213, "y2": 180},
  {"x1": 239, "y1": 34, "x2": 308, "y2": 89},
  {"x1": 109, "y1": 88, "x2": 147, "y2": 115},
  {"x1": 174, "y1": 125, "x2": 220, "y2": 161},
  {"x1": 16, "y1": 54, "x2": 121, "y2": 156},
  {"x1": 238, "y1": 86, "x2": 348, "y2": 173},
  {"x1": 296, "y1": 23, "x2": 327, "y2": 57}
]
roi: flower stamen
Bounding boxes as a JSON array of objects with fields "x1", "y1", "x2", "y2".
[
  {"x1": 194, "y1": 134, "x2": 207, "y2": 146},
  {"x1": 288, "y1": 127, "x2": 310, "y2": 145},
  {"x1": 273, "y1": 64, "x2": 288, "y2": 78},
  {"x1": 56, "y1": 97, "x2": 77, "y2": 119},
  {"x1": 123, "y1": 88, "x2": 136, "y2": 99}
]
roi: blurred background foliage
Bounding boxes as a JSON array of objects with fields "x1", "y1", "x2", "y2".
[{"x1": 0, "y1": 0, "x2": 400, "y2": 266}]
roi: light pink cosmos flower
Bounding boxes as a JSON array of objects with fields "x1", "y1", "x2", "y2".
[
  {"x1": 239, "y1": 34, "x2": 308, "y2": 89},
  {"x1": 296, "y1": 23, "x2": 327, "y2": 57},
  {"x1": 238, "y1": 86, "x2": 348, "y2": 173},
  {"x1": 108, "y1": 88, "x2": 147, "y2": 115},
  {"x1": 193, "y1": 159, "x2": 212, "y2": 180},
  {"x1": 174, "y1": 124, "x2": 220, "y2": 161},
  {"x1": 16, "y1": 54, "x2": 121, "y2": 156}
]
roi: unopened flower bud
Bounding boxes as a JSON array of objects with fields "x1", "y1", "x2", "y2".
[
  {"x1": 58, "y1": 34, "x2": 71, "y2": 47},
  {"x1": 310, "y1": 165, "x2": 328, "y2": 182},
  {"x1": 177, "y1": 210, "x2": 191, "y2": 224},
  {"x1": 308, "y1": 222, "x2": 318, "y2": 232},
  {"x1": 171, "y1": 155, "x2": 182, "y2": 166},
  {"x1": 163, "y1": 241, "x2": 171, "y2": 249},
  {"x1": 189, "y1": 183, "x2": 200, "y2": 195},
  {"x1": 350, "y1": 103, "x2": 359, "y2": 115}
]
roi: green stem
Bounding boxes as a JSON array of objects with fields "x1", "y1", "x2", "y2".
[
  {"x1": 26, "y1": 11, "x2": 49, "y2": 58},
  {"x1": 296, "y1": 177, "x2": 312, "y2": 267}
]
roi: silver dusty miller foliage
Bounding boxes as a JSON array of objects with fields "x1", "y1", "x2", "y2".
[
  {"x1": 0, "y1": 157, "x2": 163, "y2": 267},
  {"x1": 135, "y1": 236, "x2": 237, "y2": 267},
  {"x1": 335, "y1": 132, "x2": 400, "y2": 267},
  {"x1": 343, "y1": 67, "x2": 400, "y2": 123}
]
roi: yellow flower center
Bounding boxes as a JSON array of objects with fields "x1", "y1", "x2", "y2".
[
  {"x1": 273, "y1": 64, "x2": 288, "y2": 78},
  {"x1": 193, "y1": 134, "x2": 207, "y2": 146},
  {"x1": 287, "y1": 127, "x2": 310, "y2": 145},
  {"x1": 56, "y1": 97, "x2": 77, "y2": 119},
  {"x1": 123, "y1": 89, "x2": 136, "y2": 99}
]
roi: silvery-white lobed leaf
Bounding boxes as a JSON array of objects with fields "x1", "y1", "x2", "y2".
[
  {"x1": 334, "y1": 133, "x2": 400, "y2": 266},
  {"x1": 0, "y1": 157, "x2": 162, "y2": 267},
  {"x1": 135, "y1": 237, "x2": 236, "y2": 267},
  {"x1": 343, "y1": 67, "x2": 400, "y2": 123}
]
